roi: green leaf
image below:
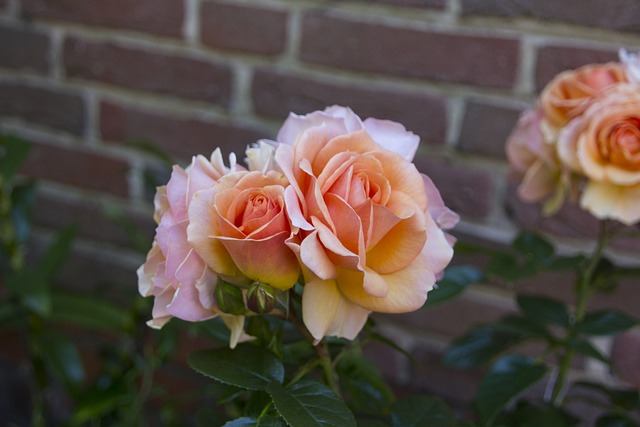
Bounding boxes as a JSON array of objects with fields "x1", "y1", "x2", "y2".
[
  {"x1": 497, "y1": 315, "x2": 552, "y2": 339},
  {"x1": 390, "y1": 396, "x2": 456, "y2": 427},
  {"x1": 488, "y1": 253, "x2": 536, "y2": 282},
  {"x1": 547, "y1": 255, "x2": 586, "y2": 271},
  {"x1": 189, "y1": 345, "x2": 284, "y2": 390},
  {"x1": 573, "y1": 381, "x2": 640, "y2": 411},
  {"x1": 475, "y1": 355, "x2": 547, "y2": 426},
  {"x1": 501, "y1": 402, "x2": 580, "y2": 427},
  {"x1": 336, "y1": 350, "x2": 395, "y2": 416},
  {"x1": 0, "y1": 134, "x2": 31, "y2": 181},
  {"x1": 10, "y1": 180, "x2": 37, "y2": 244},
  {"x1": 216, "y1": 277, "x2": 247, "y2": 315},
  {"x1": 513, "y1": 232, "x2": 554, "y2": 262},
  {"x1": 36, "y1": 225, "x2": 77, "y2": 280},
  {"x1": 222, "y1": 417, "x2": 285, "y2": 427},
  {"x1": 564, "y1": 338, "x2": 610, "y2": 364},
  {"x1": 596, "y1": 414, "x2": 639, "y2": 427},
  {"x1": 517, "y1": 295, "x2": 570, "y2": 327},
  {"x1": 41, "y1": 332, "x2": 85, "y2": 396},
  {"x1": 6, "y1": 270, "x2": 50, "y2": 316},
  {"x1": 73, "y1": 379, "x2": 129, "y2": 423},
  {"x1": 424, "y1": 265, "x2": 483, "y2": 307},
  {"x1": 575, "y1": 310, "x2": 638, "y2": 336},
  {"x1": 266, "y1": 380, "x2": 356, "y2": 427},
  {"x1": 443, "y1": 325, "x2": 522, "y2": 369},
  {"x1": 51, "y1": 292, "x2": 132, "y2": 332}
]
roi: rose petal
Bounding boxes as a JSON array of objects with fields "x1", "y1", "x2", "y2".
[
  {"x1": 581, "y1": 181, "x2": 640, "y2": 225},
  {"x1": 363, "y1": 117, "x2": 420, "y2": 161}
]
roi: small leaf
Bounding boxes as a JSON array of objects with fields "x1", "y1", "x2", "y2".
[
  {"x1": 10, "y1": 180, "x2": 37, "y2": 244},
  {"x1": 513, "y1": 232, "x2": 554, "y2": 262},
  {"x1": 266, "y1": 380, "x2": 356, "y2": 427},
  {"x1": 565, "y1": 338, "x2": 611, "y2": 365},
  {"x1": 0, "y1": 134, "x2": 31, "y2": 181},
  {"x1": 189, "y1": 345, "x2": 284, "y2": 390},
  {"x1": 575, "y1": 310, "x2": 638, "y2": 336},
  {"x1": 73, "y1": 378, "x2": 129, "y2": 423},
  {"x1": 443, "y1": 325, "x2": 522, "y2": 369},
  {"x1": 547, "y1": 255, "x2": 586, "y2": 271},
  {"x1": 6, "y1": 270, "x2": 51, "y2": 316},
  {"x1": 502, "y1": 401, "x2": 580, "y2": 427},
  {"x1": 517, "y1": 295, "x2": 570, "y2": 327},
  {"x1": 475, "y1": 355, "x2": 547, "y2": 426},
  {"x1": 424, "y1": 265, "x2": 483, "y2": 307},
  {"x1": 51, "y1": 292, "x2": 132, "y2": 332},
  {"x1": 390, "y1": 396, "x2": 456, "y2": 427},
  {"x1": 497, "y1": 315, "x2": 552, "y2": 340},
  {"x1": 41, "y1": 332, "x2": 85, "y2": 395}
]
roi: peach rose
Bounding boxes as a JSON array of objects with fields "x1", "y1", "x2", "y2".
[
  {"x1": 274, "y1": 106, "x2": 457, "y2": 341},
  {"x1": 540, "y1": 63, "x2": 627, "y2": 131},
  {"x1": 187, "y1": 170, "x2": 300, "y2": 291},
  {"x1": 137, "y1": 150, "x2": 250, "y2": 347},
  {"x1": 557, "y1": 84, "x2": 640, "y2": 225}
]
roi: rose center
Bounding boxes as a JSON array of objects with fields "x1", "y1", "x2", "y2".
[
  {"x1": 603, "y1": 118, "x2": 640, "y2": 168},
  {"x1": 236, "y1": 192, "x2": 276, "y2": 233}
]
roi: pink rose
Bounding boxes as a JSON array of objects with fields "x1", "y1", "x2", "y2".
[
  {"x1": 557, "y1": 84, "x2": 640, "y2": 225},
  {"x1": 187, "y1": 170, "x2": 300, "y2": 291},
  {"x1": 137, "y1": 150, "x2": 250, "y2": 347},
  {"x1": 275, "y1": 106, "x2": 457, "y2": 341},
  {"x1": 506, "y1": 108, "x2": 562, "y2": 204}
]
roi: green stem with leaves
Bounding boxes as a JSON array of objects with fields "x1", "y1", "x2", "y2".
[
  {"x1": 316, "y1": 339, "x2": 341, "y2": 398},
  {"x1": 551, "y1": 220, "x2": 609, "y2": 406}
]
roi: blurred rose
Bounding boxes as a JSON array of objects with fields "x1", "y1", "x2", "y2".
[
  {"x1": 540, "y1": 63, "x2": 627, "y2": 131},
  {"x1": 137, "y1": 150, "x2": 249, "y2": 347},
  {"x1": 188, "y1": 170, "x2": 300, "y2": 291},
  {"x1": 275, "y1": 106, "x2": 457, "y2": 341},
  {"x1": 620, "y1": 48, "x2": 640, "y2": 86},
  {"x1": 557, "y1": 84, "x2": 640, "y2": 224}
]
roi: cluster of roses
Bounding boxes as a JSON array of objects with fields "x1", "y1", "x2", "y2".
[
  {"x1": 138, "y1": 106, "x2": 458, "y2": 347},
  {"x1": 507, "y1": 50, "x2": 640, "y2": 225}
]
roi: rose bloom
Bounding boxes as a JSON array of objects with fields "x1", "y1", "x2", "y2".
[
  {"x1": 540, "y1": 62, "x2": 627, "y2": 132},
  {"x1": 557, "y1": 84, "x2": 640, "y2": 225},
  {"x1": 137, "y1": 150, "x2": 249, "y2": 347},
  {"x1": 274, "y1": 106, "x2": 458, "y2": 341},
  {"x1": 187, "y1": 167, "x2": 300, "y2": 291}
]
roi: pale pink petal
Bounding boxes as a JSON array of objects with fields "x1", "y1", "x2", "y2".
[
  {"x1": 138, "y1": 243, "x2": 163, "y2": 297},
  {"x1": 277, "y1": 110, "x2": 352, "y2": 147},
  {"x1": 422, "y1": 174, "x2": 459, "y2": 230},
  {"x1": 285, "y1": 185, "x2": 313, "y2": 231},
  {"x1": 518, "y1": 160, "x2": 559, "y2": 202},
  {"x1": 557, "y1": 118, "x2": 584, "y2": 172},
  {"x1": 167, "y1": 249, "x2": 215, "y2": 321},
  {"x1": 581, "y1": 181, "x2": 640, "y2": 225},
  {"x1": 166, "y1": 165, "x2": 188, "y2": 222},
  {"x1": 196, "y1": 266, "x2": 217, "y2": 310},
  {"x1": 300, "y1": 230, "x2": 337, "y2": 280},
  {"x1": 302, "y1": 276, "x2": 371, "y2": 342},
  {"x1": 363, "y1": 117, "x2": 420, "y2": 161}
]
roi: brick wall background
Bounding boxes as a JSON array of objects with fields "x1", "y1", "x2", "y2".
[{"x1": 2, "y1": 0, "x2": 640, "y2": 417}]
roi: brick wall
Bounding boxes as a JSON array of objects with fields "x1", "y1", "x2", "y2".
[{"x1": 2, "y1": 0, "x2": 639, "y2": 412}]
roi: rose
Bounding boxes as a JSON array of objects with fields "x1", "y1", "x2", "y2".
[
  {"x1": 137, "y1": 150, "x2": 250, "y2": 347},
  {"x1": 557, "y1": 84, "x2": 640, "y2": 225},
  {"x1": 540, "y1": 63, "x2": 627, "y2": 132},
  {"x1": 274, "y1": 106, "x2": 457, "y2": 340},
  {"x1": 187, "y1": 169, "x2": 300, "y2": 291}
]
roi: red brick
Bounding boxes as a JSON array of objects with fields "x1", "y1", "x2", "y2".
[
  {"x1": 64, "y1": 38, "x2": 232, "y2": 105},
  {"x1": 415, "y1": 159, "x2": 495, "y2": 220},
  {"x1": 201, "y1": 2, "x2": 288, "y2": 55},
  {"x1": 33, "y1": 191, "x2": 155, "y2": 250},
  {"x1": 0, "y1": 83, "x2": 84, "y2": 134},
  {"x1": 100, "y1": 101, "x2": 265, "y2": 161},
  {"x1": 22, "y1": 0, "x2": 184, "y2": 37},
  {"x1": 461, "y1": 0, "x2": 640, "y2": 33},
  {"x1": 21, "y1": 141, "x2": 130, "y2": 197},
  {"x1": 458, "y1": 101, "x2": 523, "y2": 157},
  {"x1": 612, "y1": 330, "x2": 640, "y2": 387},
  {"x1": 535, "y1": 45, "x2": 619, "y2": 91},
  {"x1": 300, "y1": 13, "x2": 519, "y2": 88},
  {"x1": 251, "y1": 69, "x2": 448, "y2": 145},
  {"x1": 0, "y1": 24, "x2": 49, "y2": 73}
]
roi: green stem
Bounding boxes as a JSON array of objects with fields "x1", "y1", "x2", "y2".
[
  {"x1": 316, "y1": 339, "x2": 341, "y2": 398},
  {"x1": 550, "y1": 221, "x2": 609, "y2": 407}
]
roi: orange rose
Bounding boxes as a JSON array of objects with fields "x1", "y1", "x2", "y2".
[
  {"x1": 557, "y1": 84, "x2": 640, "y2": 224},
  {"x1": 188, "y1": 170, "x2": 300, "y2": 290},
  {"x1": 540, "y1": 63, "x2": 627, "y2": 131}
]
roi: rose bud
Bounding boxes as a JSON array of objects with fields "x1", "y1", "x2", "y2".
[
  {"x1": 215, "y1": 277, "x2": 246, "y2": 315},
  {"x1": 246, "y1": 281, "x2": 277, "y2": 314}
]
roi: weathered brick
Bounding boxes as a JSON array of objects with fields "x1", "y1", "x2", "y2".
[
  {"x1": 461, "y1": 0, "x2": 640, "y2": 33},
  {"x1": 22, "y1": 0, "x2": 184, "y2": 37},
  {"x1": 100, "y1": 101, "x2": 265, "y2": 161},
  {"x1": 21, "y1": 141, "x2": 130, "y2": 197},
  {"x1": 535, "y1": 45, "x2": 619, "y2": 91},
  {"x1": 251, "y1": 69, "x2": 447, "y2": 145},
  {"x1": 364, "y1": 0, "x2": 445, "y2": 8},
  {"x1": 64, "y1": 38, "x2": 232, "y2": 105},
  {"x1": 458, "y1": 101, "x2": 523, "y2": 157},
  {"x1": 201, "y1": 2, "x2": 287, "y2": 55},
  {"x1": 0, "y1": 24, "x2": 49, "y2": 73},
  {"x1": 612, "y1": 330, "x2": 640, "y2": 387},
  {"x1": 33, "y1": 191, "x2": 154, "y2": 250},
  {"x1": 0, "y1": 83, "x2": 85, "y2": 134},
  {"x1": 300, "y1": 13, "x2": 519, "y2": 88},
  {"x1": 415, "y1": 159, "x2": 495, "y2": 220}
]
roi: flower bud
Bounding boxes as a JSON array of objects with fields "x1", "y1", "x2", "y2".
[
  {"x1": 215, "y1": 277, "x2": 245, "y2": 315},
  {"x1": 246, "y1": 281, "x2": 276, "y2": 314}
]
